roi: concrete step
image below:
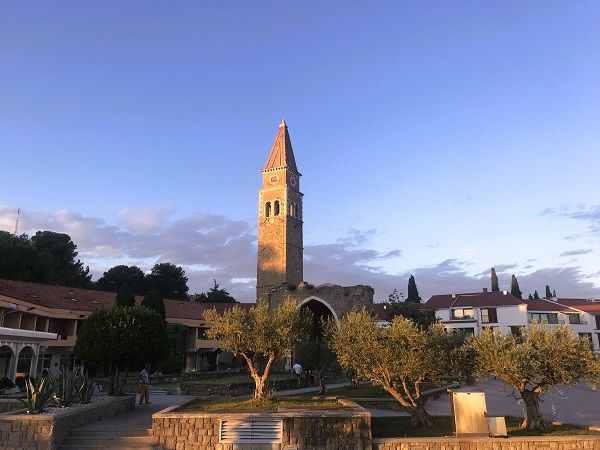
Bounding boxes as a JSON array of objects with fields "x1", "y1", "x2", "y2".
[{"x1": 59, "y1": 429, "x2": 162, "y2": 450}]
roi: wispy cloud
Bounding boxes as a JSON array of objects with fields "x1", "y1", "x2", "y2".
[
  {"x1": 559, "y1": 249, "x2": 593, "y2": 257},
  {"x1": 541, "y1": 204, "x2": 600, "y2": 234}
]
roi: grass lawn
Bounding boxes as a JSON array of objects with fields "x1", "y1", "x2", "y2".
[
  {"x1": 372, "y1": 416, "x2": 600, "y2": 438},
  {"x1": 178, "y1": 395, "x2": 339, "y2": 412}
]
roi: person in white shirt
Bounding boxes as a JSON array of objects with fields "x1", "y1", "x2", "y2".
[{"x1": 292, "y1": 362, "x2": 302, "y2": 388}]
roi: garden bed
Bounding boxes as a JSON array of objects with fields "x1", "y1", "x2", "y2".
[{"x1": 0, "y1": 394, "x2": 134, "y2": 450}]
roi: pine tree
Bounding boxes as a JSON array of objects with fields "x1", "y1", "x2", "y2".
[
  {"x1": 510, "y1": 275, "x2": 523, "y2": 299},
  {"x1": 533, "y1": 290, "x2": 540, "y2": 300},
  {"x1": 406, "y1": 275, "x2": 422, "y2": 303},
  {"x1": 491, "y1": 268, "x2": 499, "y2": 292}
]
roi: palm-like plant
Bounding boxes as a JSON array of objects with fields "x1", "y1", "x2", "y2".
[
  {"x1": 53, "y1": 366, "x2": 84, "y2": 407},
  {"x1": 19, "y1": 376, "x2": 56, "y2": 414},
  {"x1": 78, "y1": 373, "x2": 98, "y2": 404}
]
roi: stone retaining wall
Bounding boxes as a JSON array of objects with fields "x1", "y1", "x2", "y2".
[
  {"x1": 152, "y1": 398, "x2": 372, "y2": 450},
  {"x1": 0, "y1": 395, "x2": 134, "y2": 450},
  {"x1": 372, "y1": 436, "x2": 600, "y2": 450}
]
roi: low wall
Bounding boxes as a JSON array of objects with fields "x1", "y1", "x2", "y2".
[
  {"x1": 372, "y1": 436, "x2": 600, "y2": 450},
  {"x1": 0, "y1": 399, "x2": 23, "y2": 414},
  {"x1": 0, "y1": 395, "x2": 135, "y2": 450},
  {"x1": 152, "y1": 398, "x2": 372, "y2": 450}
]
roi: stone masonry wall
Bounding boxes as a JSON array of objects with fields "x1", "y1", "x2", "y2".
[
  {"x1": 372, "y1": 436, "x2": 600, "y2": 450},
  {"x1": 152, "y1": 399, "x2": 371, "y2": 450},
  {"x1": 269, "y1": 283, "x2": 374, "y2": 319},
  {"x1": 0, "y1": 395, "x2": 134, "y2": 450}
]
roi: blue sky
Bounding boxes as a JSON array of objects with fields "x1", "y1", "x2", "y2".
[{"x1": 1, "y1": 1, "x2": 599, "y2": 302}]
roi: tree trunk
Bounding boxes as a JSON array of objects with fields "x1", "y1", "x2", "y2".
[
  {"x1": 317, "y1": 368, "x2": 327, "y2": 395},
  {"x1": 406, "y1": 403, "x2": 435, "y2": 427},
  {"x1": 520, "y1": 389, "x2": 547, "y2": 431}
]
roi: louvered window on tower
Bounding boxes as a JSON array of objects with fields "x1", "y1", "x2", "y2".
[
  {"x1": 219, "y1": 419, "x2": 283, "y2": 443},
  {"x1": 274, "y1": 200, "x2": 280, "y2": 216},
  {"x1": 265, "y1": 202, "x2": 271, "y2": 217}
]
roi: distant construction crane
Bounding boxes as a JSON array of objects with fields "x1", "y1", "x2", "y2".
[{"x1": 14, "y1": 209, "x2": 20, "y2": 235}]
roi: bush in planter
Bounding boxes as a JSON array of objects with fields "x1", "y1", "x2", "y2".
[
  {"x1": 0, "y1": 377, "x2": 14, "y2": 390},
  {"x1": 15, "y1": 376, "x2": 27, "y2": 390}
]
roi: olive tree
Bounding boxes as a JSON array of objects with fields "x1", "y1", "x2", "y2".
[
  {"x1": 327, "y1": 309, "x2": 454, "y2": 427},
  {"x1": 203, "y1": 298, "x2": 308, "y2": 400},
  {"x1": 469, "y1": 324, "x2": 600, "y2": 430},
  {"x1": 74, "y1": 305, "x2": 169, "y2": 395}
]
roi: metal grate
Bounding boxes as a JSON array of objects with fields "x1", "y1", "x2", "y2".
[{"x1": 219, "y1": 419, "x2": 283, "y2": 443}]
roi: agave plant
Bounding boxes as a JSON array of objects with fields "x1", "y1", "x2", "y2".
[
  {"x1": 53, "y1": 366, "x2": 84, "y2": 408},
  {"x1": 78, "y1": 372, "x2": 98, "y2": 404},
  {"x1": 19, "y1": 376, "x2": 56, "y2": 414}
]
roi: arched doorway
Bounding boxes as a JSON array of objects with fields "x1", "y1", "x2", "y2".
[
  {"x1": 17, "y1": 346, "x2": 34, "y2": 378},
  {"x1": 295, "y1": 297, "x2": 337, "y2": 385}
]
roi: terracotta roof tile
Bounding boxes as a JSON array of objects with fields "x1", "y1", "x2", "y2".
[{"x1": 0, "y1": 279, "x2": 256, "y2": 322}]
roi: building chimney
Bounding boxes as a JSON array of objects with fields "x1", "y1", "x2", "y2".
[{"x1": 482, "y1": 288, "x2": 488, "y2": 293}]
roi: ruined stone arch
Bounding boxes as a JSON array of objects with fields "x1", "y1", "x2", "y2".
[{"x1": 297, "y1": 296, "x2": 339, "y2": 322}]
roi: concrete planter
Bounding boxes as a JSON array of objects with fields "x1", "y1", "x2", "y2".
[
  {"x1": 0, "y1": 395, "x2": 135, "y2": 450},
  {"x1": 152, "y1": 398, "x2": 372, "y2": 450}
]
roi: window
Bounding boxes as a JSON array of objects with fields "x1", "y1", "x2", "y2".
[
  {"x1": 265, "y1": 202, "x2": 271, "y2": 218},
  {"x1": 528, "y1": 313, "x2": 558, "y2": 324},
  {"x1": 510, "y1": 326, "x2": 523, "y2": 336},
  {"x1": 451, "y1": 308, "x2": 474, "y2": 320},
  {"x1": 198, "y1": 327, "x2": 210, "y2": 340},
  {"x1": 274, "y1": 200, "x2": 280, "y2": 216},
  {"x1": 567, "y1": 314, "x2": 581, "y2": 324},
  {"x1": 579, "y1": 333, "x2": 592, "y2": 345},
  {"x1": 596, "y1": 315, "x2": 600, "y2": 330},
  {"x1": 481, "y1": 308, "x2": 498, "y2": 324}
]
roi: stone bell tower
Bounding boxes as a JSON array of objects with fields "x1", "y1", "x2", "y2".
[{"x1": 256, "y1": 120, "x2": 304, "y2": 303}]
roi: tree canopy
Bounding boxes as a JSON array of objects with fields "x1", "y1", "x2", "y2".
[
  {"x1": 96, "y1": 265, "x2": 146, "y2": 294},
  {"x1": 115, "y1": 283, "x2": 136, "y2": 307},
  {"x1": 0, "y1": 231, "x2": 91, "y2": 288},
  {"x1": 74, "y1": 305, "x2": 169, "y2": 395},
  {"x1": 141, "y1": 289, "x2": 166, "y2": 322},
  {"x1": 327, "y1": 309, "x2": 454, "y2": 427},
  {"x1": 194, "y1": 279, "x2": 237, "y2": 303},
  {"x1": 145, "y1": 263, "x2": 189, "y2": 300},
  {"x1": 204, "y1": 299, "x2": 308, "y2": 400},
  {"x1": 469, "y1": 324, "x2": 600, "y2": 430},
  {"x1": 386, "y1": 289, "x2": 437, "y2": 329}
]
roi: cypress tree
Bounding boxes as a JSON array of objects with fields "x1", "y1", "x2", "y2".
[
  {"x1": 545, "y1": 285, "x2": 553, "y2": 299},
  {"x1": 510, "y1": 275, "x2": 523, "y2": 299},
  {"x1": 115, "y1": 282, "x2": 136, "y2": 307},
  {"x1": 406, "y1": 275, "x2": 422, "y2": 303},
  {"x1": 491, "y1": 268, "x2": 499, "y2": 292},
  {"x1": 141, "y1": 289, "x2": 166, "y2": 322}
]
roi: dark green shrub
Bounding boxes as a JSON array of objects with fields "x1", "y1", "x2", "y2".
[
  {"x1": 15, "y1": 376, "x2": 26, "y2": 390},
  {"x1": 0, "y1": 377, "x2": 14, "y2": 389}
]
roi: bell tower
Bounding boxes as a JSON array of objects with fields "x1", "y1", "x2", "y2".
[{"x1": 257, "y1": 120, "x2": 304, "y2": 303}]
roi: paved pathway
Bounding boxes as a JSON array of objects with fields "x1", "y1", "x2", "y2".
[{"x1": 75, "y1": 379, "x2": 600, "y2": 432}]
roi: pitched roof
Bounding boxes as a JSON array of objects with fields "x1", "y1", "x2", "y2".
[
  {"x1": 0, "y1": 278, "x2": 255, "y2": 322},
  {"x1": 424, "y1": 290, "x2": 524, "y2": 310},
  {"x1": 262, "y1": 120, "x2": 299, "y2": 174}
]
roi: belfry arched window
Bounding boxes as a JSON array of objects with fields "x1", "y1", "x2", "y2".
[
  {"x1": 274, "y1": 200, "x2": 280, "y2": 216},
  {"x1": 289, "y1": 203, "x2": 295, "y2": 217},
  {"x1": 265, "y1": 202, "x2": 272, "y2": 218}
]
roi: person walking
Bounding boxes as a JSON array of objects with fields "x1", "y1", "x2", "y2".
[
  {"x1": 292, "y1": 362, "x2": 302, "y2": 388},
  {"x1": 138, "y1": 362, "x2": 152, "y2": 405}
]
